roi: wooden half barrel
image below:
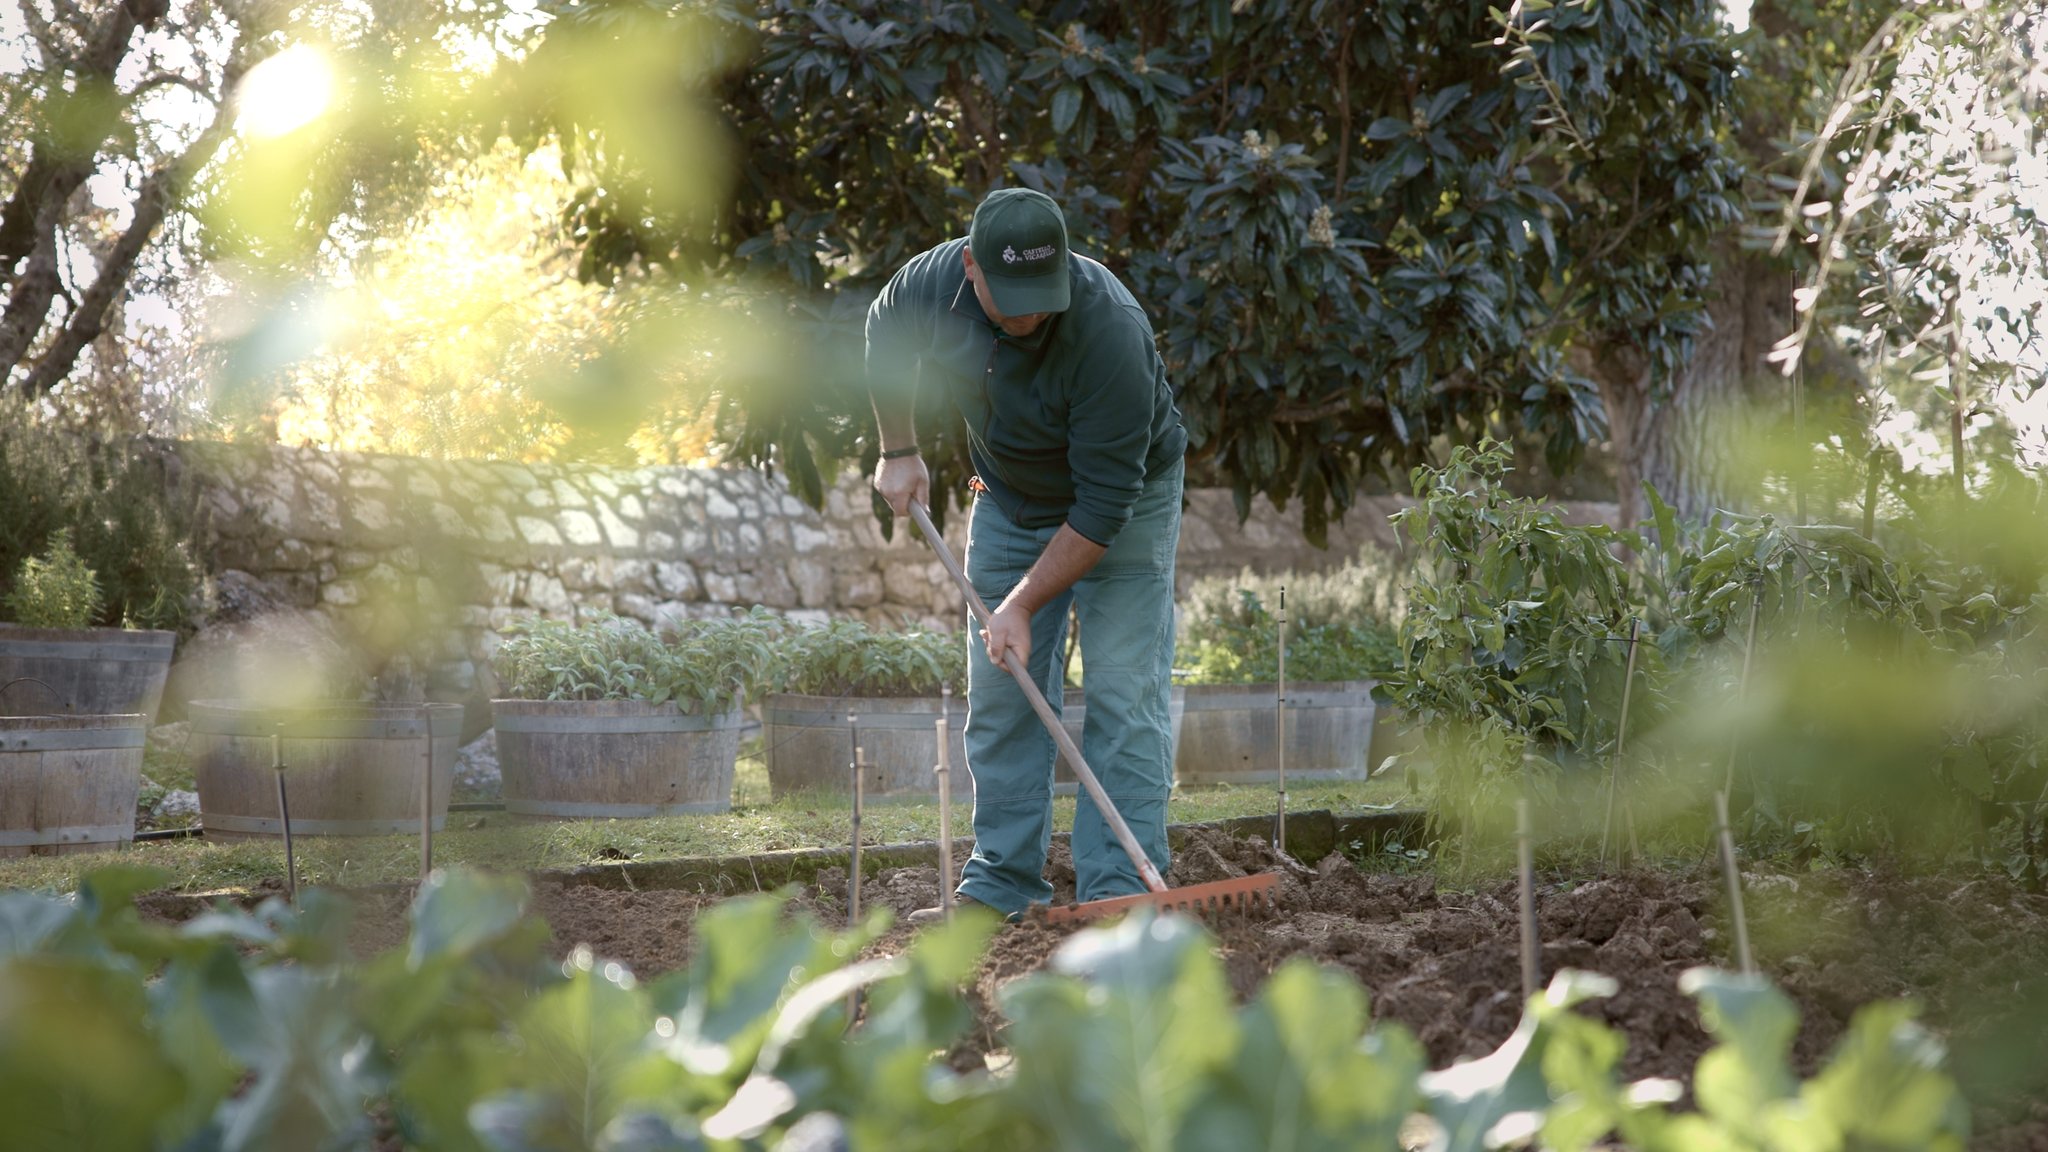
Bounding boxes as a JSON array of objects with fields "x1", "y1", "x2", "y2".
[
  {"x1": 1174, "y1": 680, "x2": 1377, "y2": 787},
  {"x1": 0, "y1": 713, "x2": 145, "y2": 856},
  {"x1": 492, "y1": 699, "x2": 742, "y2": 819},
  {"x1": 189, "y1": 701, "x2": 461, "y2": 841},
  {"x1": 763, "y1": 693, "x2": 968, "y2": 800},
  {"x1": 0, "y1": 625, "x2": 176, "y2": 723},
  {"x1": 1054, "y1": 685, "x2": 1187, "y2": 796}
]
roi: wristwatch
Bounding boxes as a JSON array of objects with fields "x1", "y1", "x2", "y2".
[{"x1": 880, "y1": 445, "x2": 921, "y2": 460}]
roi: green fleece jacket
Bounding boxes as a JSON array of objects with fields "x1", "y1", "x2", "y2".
[{"x1": 865, "y1": 237, "x2": 1186, "y2": 546}]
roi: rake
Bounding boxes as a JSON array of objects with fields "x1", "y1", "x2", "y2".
[{"x1": 910, "y1": 501, "x2": 1277, "y2": 924}]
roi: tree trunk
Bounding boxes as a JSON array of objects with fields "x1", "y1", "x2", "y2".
[{"x1": 1593, "y1": 243, "x2": 1795, "y2": 530}]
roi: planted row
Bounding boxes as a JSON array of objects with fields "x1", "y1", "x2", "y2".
[{"x1": 0, "y1": 865, "x2": 1971, "y2": 1151}]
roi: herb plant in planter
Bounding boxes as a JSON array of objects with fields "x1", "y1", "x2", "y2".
[
  {"x1": 1175, "y1": 570, "x2": 1403, "y2": 786},
  {"x1": 0, "y1": 529, "x2": 178, "y2": 722},
  {"x1": 489, "y1": 610, "x2": 780, "y2": 818},
  {"x1": 0, "y1": 412, "x2": 201, "y2": 723},
  {"x1": 763, "y1": 619, "x2": 967, "y2": 800},
  {"x1": 0, "y1": 532, "x2": 157, "y2": 854}
]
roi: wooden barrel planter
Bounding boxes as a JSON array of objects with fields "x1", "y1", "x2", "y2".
[
  {"x1": 1174, "y1": 680, "x2": 1377, "y2": 787},
  {"x1": 188, "y1": 701, "x2": 461, "y2": 841},
  {"x1": 763, "y1": 693, "x2": 968, "y2": 800},
  {"x1": 0, "y1": 625, "x2": 176, "y2": 723},
  {"x1": 1054, "y1": 686, "x2": 1187, "y2": 796},
  {"x1": 492, "y1": 699, "x2": 743, "y2": 819},
  {"x1": 0, "y1": 713, "x2": 146, "y2": 856}
]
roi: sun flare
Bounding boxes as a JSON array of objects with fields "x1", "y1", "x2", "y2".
[{"x1": 236, "y1": 43, "x2": 336, "y2": 139}]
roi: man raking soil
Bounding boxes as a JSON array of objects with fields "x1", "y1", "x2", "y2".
[{"x1": 868, "y1": 187, "x2": 1272, "y2": 922}]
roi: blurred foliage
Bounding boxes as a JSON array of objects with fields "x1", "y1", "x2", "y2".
[
  {"x1": 772, "y1": 617, "x2": 966, "y2": 698},
  {"x1": 0, "y1": 866, "x2": 1971, "y2": 1151},
  {"x1": 491, "y1": 609, "x2": 783, "y2": 713},
  {"x1": 1383, "y1": 439, "x2": 2048, "y2": 881},
  {"x1": 0, "y1": 403, "x2": 202, "y2": 632},
  {"x1": 2, "y1": 528, "x2": 102, "y2": 629},
  {"x1": 262, "y1": 143, "x2": 717, "y2": 463},
  {"x1": 0, "y1": 2, "x2": 537, "y2": 418}
]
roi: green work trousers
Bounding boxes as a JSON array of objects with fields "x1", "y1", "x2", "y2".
[{"x1": 956, "y1": 459, "x2": 1182, "y2": 915}]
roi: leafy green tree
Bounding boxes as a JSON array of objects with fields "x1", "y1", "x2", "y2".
[{"x1": 523, "y1": 0, "x2": 1744, "y2": 540}]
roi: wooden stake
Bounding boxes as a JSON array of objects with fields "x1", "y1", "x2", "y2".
[
  {"x1": 936, "y1": 687, "x2": 954, "y2": 919},
  {"x1": 419, "y1": 705, "x2": 434, "y2": 883},
  {"x1": 1601, "y1": 619, "x2": 1643, "y2": 871},
  {"x1": 272, "y1": 728, "x2": 296, "y2": 904},
  {"x1": 1713, "y1": 790, "x2": 1756, "y2": 975},
  {"x1": 848, "y1": 715, "x2": 864, "y2": 926},
  {"x1": 1516, "y1": 798, "x2": 1539, "y2": 999},
  {"x1": 1275, "y1": 585, "x2": 1288, "y2": 854},
  {"x1": 848, "y1": 715, "x2": 864, "y2": 1026}
]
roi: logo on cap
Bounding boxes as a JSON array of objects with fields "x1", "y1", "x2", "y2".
[{"x1": 1002, "y1": 244, "x2": 1056, "y2": 265}]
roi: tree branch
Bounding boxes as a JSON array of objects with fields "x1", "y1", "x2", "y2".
[
  {"x1": 0, "y1": 197, "x2": 65, "y2": 375},
  {"x1": 0, "y1": 0, "x2": 154, "y2": 281},
  {"x1": 1274, "y1": 394, "x2": 1368, "y2": 423},
  {"x1": 129, "y1": 70, "x2": 221, "y2": 107},
  {"x1": 18, "y1": 58, "x2": 245, "y2": 398}
]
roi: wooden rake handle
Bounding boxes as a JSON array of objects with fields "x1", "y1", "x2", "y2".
[{"x1": 909, "y1": 501, "x2": 1169, "y2": 895}]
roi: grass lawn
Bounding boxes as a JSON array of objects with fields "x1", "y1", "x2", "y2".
[{"x1": 0, "y1": 754, "x2": 1416, "y2": 894}]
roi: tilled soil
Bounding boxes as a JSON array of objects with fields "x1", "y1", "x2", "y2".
[{"x1": 138, "y1": 829, "x2": 2048, "y2": 1148}]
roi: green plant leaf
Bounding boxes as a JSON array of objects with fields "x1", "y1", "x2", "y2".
[
  {"x1": 1421, "y1": 970, "x2": 1618, "y2": 1152},
  {"x1": 409, "y1": 868, "x2": 531, "y2": 969},
  {"x1": 654, "y1": 894, "x2": 842, "y2": 1080},
  {"x1": 0, "y1": 954, "x2": 187, "y2": 1151},
  {"x1": 212, "y1": 968, "x2": 374, "y2": 1152},
  {"x1": 1679, "y1": 967, "x2": 1799, "y2": 1134},
  {"x1": 1182, "y1": 958, "x2": 1420, "y2": 1151},
  {"x1": 1001, "y1": 913, "x2": 1237, "y2": 1152}
]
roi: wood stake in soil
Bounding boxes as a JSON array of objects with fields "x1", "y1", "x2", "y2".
[
  {"x1": 848, "y1": 717, "x2": 864, "y2": 926},
  {"x1": 1713, "y1": 790, "x2": 1755, "y2": 975},
  {"x1": 1516, "y1": 798, "x2": 1539, "y2": 999},
  {"x1": 936, "y1": 687, "x2": 955, "y2": 919},
  {"x1": 849, "y1": 717, "x2": 865, "y2": 1025},
  {"x1": 272, "y1": 729, "x2": 296, "y2": 904},
  {"x1": 419, "y1": 704, "x2": 434, "y2": 882},
  {"x1": 1275, "y1": 584, "x2": 1287, "y2": 855},
  {"x1": 1601, "y1": 618, "x2": 1643, "y2": 871}
]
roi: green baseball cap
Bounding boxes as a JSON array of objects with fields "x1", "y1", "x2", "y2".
[{"x1": 968, "y1": 188, "x2": 1071, "y2": 316}]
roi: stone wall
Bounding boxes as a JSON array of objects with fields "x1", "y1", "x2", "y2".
[{"x1": 163, "y1": 441, "x2": 1615, "y2": 718}]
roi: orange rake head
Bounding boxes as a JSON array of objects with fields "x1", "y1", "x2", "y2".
[{"x1": 1041, "y1": 871, "x2": 1279, "y2": 925}]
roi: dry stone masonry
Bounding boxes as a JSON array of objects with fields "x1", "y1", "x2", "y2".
[{"x1": 163, "y1": 441, "x2": 1614, "y2": 722}]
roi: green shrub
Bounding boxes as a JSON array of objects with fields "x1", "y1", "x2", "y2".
[
  {"x1": 1178, "y1": 546, "x2": 1405, "y2": 684},
  {"x1": 1378, "y1": 441, "x2": 1648, "y2": 762},
  {"x1": 3, "y1": 530, "x2": 103, "y2": 629},
  {"x1": 0, "y1": 406, "x2": 202, "y2": 632},
  {"x1": 774, "y1": 618, "x2": 965, "y2": 697},
  {"x1": 491, "y1": 609, "x2": 782, "y2": 713}
]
